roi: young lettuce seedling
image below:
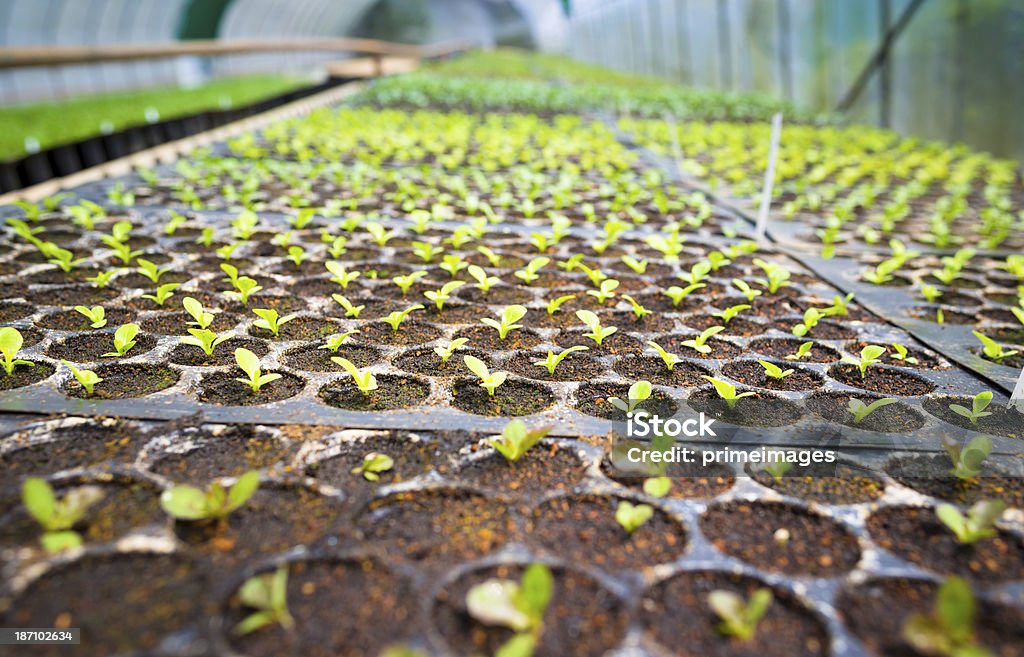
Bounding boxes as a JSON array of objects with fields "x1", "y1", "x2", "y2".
[
  {"x1": 317, "y1": 330, "x2": 359, "y2": 353},
  {"x1": 889, "y1": 344, "x2": 919, "y2": 365},
  {"x1": 586, "y1": 279, "x2": 619, "y2": 304},
  {"x1": 615, "y1": 500, "x2": 654, "y2": 534},
  {"x1": 621, "y1": 255, "x2": 648, "y2": 274},
  {"x1": 136, "y1": 258, "x2": 170, "y2": 284},
  {"x1": 949, "y1": 392, "x2": 994, "y2": 425},
  {"x1": 252, "y1": 309, "x2": 297, "y2": 337},
  {"x1": 482, "y1": 305, "x2": 528, "y2": 340},
  {"x1": 75, "y1": 305, "x2": 107, "y2": 329},
  {"x1": 644, "y1": 477, "x2": 672, "y2": 498},
  {"x1": 842, "y1": 345, "x2": 887, "y2": 379},
  {"x1": 762, "y1": 458, "x2": 792, "y2": 483},
  {"x1": 226, "y1": 277, "x2": 263, "y2": 306},
  {"x1": 464, "y1": 355, "x2": 507, "y2": 397},
  {"x1": 943, "y1": 435, "x2": 993, "y2": 480},
  {"x1": 87, "y1": 269, "x2": 118, "y2": 288},
  {"x1": 681, "y1": 326, "x2": 725, "y2": 355},
  {"x1": 439, "y1": 254, "x2": 468, "y2": 278},
  {"x1": 647, "y1": 340, "x2": 681, "y2": 372},
  {"x1": 352, "y1": 452, "x2": 394, "y2": 481},
  {"x1": 489, "y1": 419, "x2": 552, "y2": 462},
  {"x1": 234, "y1": 348, "x2": 280, "y2": 394},
  {"x1": 702, "y1": 376, "x2": 755, "y2": 410},
  {"x1": 0, "y1": 327, "x2": 34, "y2": 376},
  {"x1": 533, "y1": 345, "x2": 588, "y2": 375},
  {"x1": 792, "y1": 308, "x2": 826, "y2": 338},
  {"x1": 21, "y1": 477, "x2": 104, "y2": 553},
  {"x1": 663, "y1": 283, "x2": 705, "y2": 307},
  {"x1": 44, "y1": 245, "x2": 86, "y2": 273},
  {"x1": 468, "y1": 265, "x2": 500, "y2": 293},
  {"x1": 784, "y1": 341, "x2": 814, "y2": 361},
  {"x1": 181, "y1": 329, "x2": 233, "y2": 356},
  {"x1": 381, "y1": 304, "x2": 425, "y2": 333},
  {"x1": 331, "y1": 357, "x2": 378, "y2": 396},
  {"x1": 161, "y1": 470, "x2": 260, "y2": 521},
  {"x1": 608, "y1": 380, "x2": 653, "y2": 414},
  {"x1": 936, "y1": 500, "x2": 1007, "y2": 545},
  {"x1": 546, "y1": 295, "x2": 575, "y2": 315},
  {"x1": 326, "y1": 262, "x2": 361, "y2": 289},
  {"x1": 514, "y1": 257, "x2": 550, "y2": 285},
  {"x1": 847, "y1": 397, "x2": 898, "y2": 424},
  {"x1": 286, "y1": 246, "x2": 307, "y2": 267},
  {"x1": 183, "y1": 297, "x2": 214, "y2": 329},
  {"x1": 434, "y1": 338, "x2": 469, "y2": 365},
  {"x1": 708, "y1": 588, "x2": 773, "y2": 642},
  {"x1": 101, "y1": 324, "x2": 140, "y2": 358},
  {"x1": 902, "y1": 576, "x2": 993, "y2": 657},
  {"x1": 392, "y1": 271, "x2": 428, "y2": 297},
  {"x1": 713, "y1": 304, "x2": 751, "y2": 325},
  {"x1": 62, "y1": 361, "x2": 103, "y2": 396},
  {"x1": 576, "y1": 310, "x2": 617, "y2": 346},
  {"x1": 332, "y1": 293, "x2": 364, "y2": 319},
  {"x1": 758, "y1": 360, "x2": 794, "y2": 380},
  {"x1": 424, "y1": 281, "x2": 465, "y2": 311},
  {"x1": 752, "y1": 259, "x2": 792, "y2": 294},
  {"x1": 465, "y1": 562, "x2": 553, "y2": 656},
  {"x1": 972, "y1": 331, "x2": 1019, "y2": 364},
  {"x1": 142, "y1": 283, "x2": 180, "y2": 306},
  {"x1": 732, "y1": 279, "x2": 763, "y2": 302},
  {"x1": 411, "y1": 241, "x2": 442, "y2": 263},
  {"x1": 476, "y1": 245, "x2": 503, "y2": 267},
  {"x1": 622, "y1": 295, "x2": 652, "y2": 320}
]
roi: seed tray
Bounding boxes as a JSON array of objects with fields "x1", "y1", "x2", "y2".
[{"x1": 2, "y1": 415, "x2": 1023, "y2": 657}]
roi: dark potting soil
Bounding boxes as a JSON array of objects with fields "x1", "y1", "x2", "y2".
[
  {"x1": 747, "y1": 337, "x2": 840, "y2": 363},
  {"x1": 651, "y1": 333, "x2": 743, "y2": 360},
  {"x1": 304, "y1": 432, "x2": 446, "y2": 497},
  {"x1": 866, "y1": 505, "x2": 1024, "y2": 582},
  {"x1": 318, "y1": 374, "x2": 431, "y2": 411},
  {"x1": 505, "y1": 349, "x2": 608, "y2": 382},
  {"x1": 602, "y1": 453, "x2": 736, "y2": 499},
  {"x1": 454, "y1": 442, "x2": 587, "y2": 497},
  {"x1": 554, "y1": 330, "x2": 643, "y2": 356},
  {"x1": 456, "y1": 284, "x2": 535, "y2": 305},
  {"x1": 575, "y1": 381, "x2": 679, "y2": 420},
  {"x1": 721, "y1": 359, "x2": 823, "y2": 392},
  {"x1": 602, "y1": 309, "x2": 680, "y2": 333},
  {"x1": 394, "y1": 347, "x2": 492, "y2": 378},
  {"x1": 248, "y1": 316, "x2": 341, "y2": 341},
  {"x1": 612, "y1": 355, "x2": 711, "y2": 387},
  {"x1": 149, "y1": 425, "x2": 296, "y2": 483},
  {"x1": 771, "y1": 318, "x2": 856, "y2": 341},
  {"x1": 687, "y1": 388, "x2": 802, "y2": 428},
  {"x1": 0, "y1": 301, "x2": 34, "y2": 323},
  {"x1": 63, "y1": 363, "x2": 179, "y2": 399},
  {"x1": 31, "y1": 285, "x2": 121, "y2": 307},
  {"x1": 36, "y1": 307, "x2": 135, "y2": 332},
  {"x1": 844, "y1": 340, "x2": 947, "y2": 370},
  {"x1": 453, "y1": 325, "x2": 543, "y2": 351},
  {"x1": 358, "y1": 320, "x2": 443, "y2": 346},
  {"x1": 828, "y1": 364, "x2": 936, "y2": 396},
  {"x1": 167, "y1": 337, "x2": 268, "y2": 367},
  {"x1": 700, "y1": 500, "x2": 861, "y2": 576},
  {"x1": 281, "y1": 343, "x2": 381, "y2": 371},
  {"x1": 747, "y1": 460, "x2": 886, "y2": 505},
  {"x1": 450, "y1": 378, "x2": 555, "y2": 416},
  {"x1": 885, "y1": 454, "x2": 1024, "y2": 508},
  {"x1": 45, "y1": 332, "x2": 158, "y2": 362},
  {"x1": 139, "y1": 310, "x2": 240, "y2": 335},
  {"x1": 684, "y1": 314, "x2": 767, "y2": 337},
  {"x1": 0, "y1": 419, "x2": 144, "y2": 480},
  {"x1": 0, "y1": 361, "x2": 54, "y2": 391},
  {"x1": 196, "y1": 371, "x2": 305, "y2": 406},
  {"x1": 922, "y1": 396, "x2": 1023, "y2": 439},
  {"x1": 806, "y1": 391, "x2": 926, "y2": 432}
]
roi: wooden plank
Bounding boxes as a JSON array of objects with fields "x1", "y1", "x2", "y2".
[{"x1": 325, "y1": 56, "x2": 419, "y2": 78}]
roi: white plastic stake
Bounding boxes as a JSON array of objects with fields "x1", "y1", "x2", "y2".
[
  {"x1": 755, "y1": 112, "x2": 784, "y2": 243},
  {"x1": 1012, "y1": 364, "x2": 1024, "y2": 412}
]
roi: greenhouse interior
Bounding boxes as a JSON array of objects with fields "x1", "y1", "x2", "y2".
[{"x1": 0, "y1": 1, "x2": 1023, "y2": 656}]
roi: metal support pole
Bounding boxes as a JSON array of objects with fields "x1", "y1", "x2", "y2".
[{"x1": 878, "y1": 0, "x2": 892, "y2": 127}]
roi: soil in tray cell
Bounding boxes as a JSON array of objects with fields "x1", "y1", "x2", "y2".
[
  {"x1": 828, "y1": 364, "x2": 936, "y2": 396},
  {"x1": 281, "y1": 342, "x2": 382, "y2": 371},
  {"x1": 453, "y1": 441, "x2": 588, "y2": 496},
  {"x1": 747, "y1": 337, "x2": 841, "y2": 363},
  {"x1": 650, "y1": 333, "x2": 743, "y2": 360},
  {"x1": 318, "y1": 374, "x2": 431, "y2": 411},
  {"x1": 0, "y1": 361, "x2": 54, "y2": 391},
  {"x1": 700, "y1": 500, "x2": 861, "y2": 576},
  {"x1": 45, "y1": 332, "x2": 158, "y2": 362},
  {"x1": 453, "y1": 325, "x2": 543, "y2": 351},
  {"x1": 0, "y1": 301, "x2": 35, "y2": 323},
  {"x1": 450, "y1": 377, "x2": 555, "y2": 416},
  {"x1": 640, "y1": 570, "x2": 829, "y2": 657},
  {"x1": 167, "y1": 337, "x2": 268, "y2": 367},
  {"x1": 885, "y1": 454, "x2": 1024, "y2": 508},
  {"x1": 806, "y1": 391, "x2": 926, "y2": 432},
  {"x1": 721, "y1": 359, "x2": 824, "y2": 392},
  {"x1": 554, "y1": 330, "x2": 643, "y2": 356},
  {"x1": 357, "y1": 320, "x2": 443, "y2": 346},
  {"x1": 612, "y1": 355, "x2": 711, "y2": 387},
  {"x1": 505, "y1": 349, "x2": 608, "y2": 382},
  {"x1": 225, "y1": 557, "x2": 419, "y2": 657},
  {"x1": 394, "y1": 347, "x2": 493, "y2": 378},
  {"x1": 527, "y1": 493, "x2": 687, "y2": 570},
  {"x1": 684, "y1": 313, "x2": 767, "y2": 337},
  {"x1": 602, "y1": 451, "x2": 736, "y2": 499},
  {"x1": 196, "y1": 371, "x2": 305, "y2": 406},
  {"x1": 688, "y1": 388, "x2": 803, "y2": 428},
  {"x1": 1, "y1": 553, "x2": 209, "y2": 657},
  {"x1": 432, "y1": 563, "x2": 629, "y2": 657},
  {"x1": 0, "y1": 419, "x2": 144, "y2": 480},
  {"x1": 148, "y1": 425, "x2": 296, "y2": 483},
  {"x1": 139, "y1": 310, "x2": 240, "y2": 335},
  {"x1": 866, "y1": 505, "x2": 1024, "y2": 583},
  {"x1": 62, "y1": 363, "x2": 179, "y2": 399},
  {"x1": 31, "y1": 285, "x2": 121, "y2": 308},
  {"x1": 923, "y1": 395, "x2": 1024, "y2": 438},
  {"x1": 36, "y1": 307, "x2": 134, "y2": 331},
  {"x1": 747, "y1": 460, "x2": 886, "y2": 505},
  {"x1": 575, "y1": 381, "x2": 679, "y2": 420},
  {"x1": 248, "y1": 316, "x2": 341, "y2": 341}
]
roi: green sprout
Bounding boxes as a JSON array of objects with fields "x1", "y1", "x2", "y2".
[
  {"x1": 546, "y1": 294, "x2": 575, "y2": 315},
  {"x1": 21, "y1": 477, "x2": 104, "y2": 553},
  {"x1": 644, "y1": 477, "x2": 672, "y2": 498},
  {"x1": 331, "y1": 357, "x2": 378, "y2": 396},
  {"x1": 936, "y1": 500, "x2": 1007, "y2": 545},
  {"x1": 622, "y1": 295, "x2": 652, "y2": 320},
  {"x1": 160, "y1": 470, "x2": 260, "y2": 521},
  {"x1": 949, "y1": 392, "x2": 994, "y2": 425},
  {"x1": 233, "y1": 564, "x2": 295, "y2": 635},
  {"x1": 136, "y1": 258, "x2": 170, "y2": 283},
  {"x1": 234, "y1": 348, "x2": 281, "y2": 394},
  {"x1": 326, "y1": 262, "x2": 361, "y2": 289},
  {"x1": 847, "y1": 397, "x2": 898, "y2": 424},
  {"x1": 758, "y1": 360, "x2": 794, "y2": 380},
  {"x1": 434, "y1": 338, "x2": 469, "y2": 365},
  {"x1": 576, "y1": 310, "x2": 617, "y2": 346},
  {"x1": 713, "y1": 304, "x2": 751, "y2": 325},
  {"x1": 464, "y1": 355, "x2": 507, "y2": 397},
  {"x1": 489, "y1": 419, "x2": 552, "y2": 462},
  {"x1": 784, "y1": 341, "x2": 814, "y2": 361},
  {"x1": 101, "y1": 324, "x2": 140, "y2": 358},
  {"x1": 514, "y1": 257, "x2": 550, "y2": 285},
  {"x1": 943, "y1": 435, "x2": 993, "y2": 480},
  {"x1": 318, "y1": 330, "x2": 360, "y2": 352},
  {"x1": 482, "y1": 305, "x2": 528, "y2": 340},
  {"x1": 647, "y1": 340, "x2": 681, "y2": 371},
  {"x1": 533, "y1": 345, "x2": 588, "y2": 375},
  {"x1": 476, "y1": 245, "x2": 503, "y2": 267},
  {"x1": 902, "y1": 576, "x2": 993, "y2": 657},
  {"x1": 392, "y1": 271, "x2": 428, "y2": 297},
  {"x1": 332, "y1": 293, "x2": 364, "y2": 319},
  {"x1": 702, "y1": 376, "x2": 756, "y2": 410},
  {"x1": 183, "y1": 297, "x2": 214, "y2": 330},
  {"x1": 252, "y1": 308, "x2": 297, "y2": 337},
  {"x1": 586, "y1": 279, "x2": 619, "y2": 304},
  {"x1": 424, "y1": 281, "x2": 465, "y2": 311},
  {"x1": 681, "y1": 326, "x2": 725, "y2": 355},
  {"x1": 792, "y1": 308, "x2": 826, "y2": 338},
  {"x1": 890, "y1": 344, "x2": 919, "y2": 365},
  {"x1": 74, "y1": 305, "x2": 107, "y2": 329},
  {"x1": 762, "y1": 457, "x2": 792, "y2": 483},
  {"x1": 62, "y1": 361, "x2": 103, "y2": 396},
  {"x1": 366, "y1": 222, "x2": 397, "y2": 247},
  {"x1": 86, "y1": 270, "x2": 118, "y2": 288},
  {"x1": 708, "y1": 588, "x2": 773, "y2": 642},
  {"x1": 752, "y1": 259, "x2": 791, "y2": 294},
  {"x1": 468, "y1": 265, "x2": 500, "y2": 293},
  {"x1": 352, "y1": 452, "x2": 394, "y2": 481},
  {"x1": 663, "y1": 283, "x2": 705, "y2": 307},
  {"x1": 286, "y1": 246, "x2": 307, "y2": 267},
  {"x1": 842, "y1": 345, "x2": 887, "y2": 379},
  {"x1": 0, "y1": 327, "x2": 34, "y2": 376},
  {"x1": 465, "y1": 563, "x2": 552, "y2": 656},
  {"x1": 142, "y1": 283, "x2": 180, "y2": 306},
  {"x1": 972, "y1": 331, "x2": 1019, "y2": 365},
  {"x1": 621, "y1": 255, "x2": 648, "y2": 274},
  {"x1": 615, "y1": 500, "x2": 654, "y2": 534},
  {"x1": 181, "y1": 329, "x2": 233, "y2": 356},
  {"x1": 412, "y1": 241, "x2": 442, "y2": 263},
  {"x1": 608, "y1": 380, "x2": 653, "y2": 414},
  {"x1": 44, "y1": 245, "x2": 86, "y2": 272},
  {"x1": 439, "y1": 254, "x2": 468, "y2": 278},
  {"x1": 382, "y1": 304, "x2": 424, "y2": 333}
]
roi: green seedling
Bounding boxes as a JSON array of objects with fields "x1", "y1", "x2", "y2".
[
  {"x1": 902, "y1": 576, "x2": 993, "y2": 657},
  {"x1": 890, "y1": 344, "x2": 919, "y2": 365},
  {"x1": 708, "y1": 588, "x2": 773, "y2": 642},
  {"x1": 101, "y1": 324, "x2": 140, "y2": 357},
  {"x1": 226, "y1": 277, "x2": 262, "y2": 306},
  {"x1": 252, "y1": 309, "x2": 296, "y2": 337},
  {"x1": 489, "y1": 419, "x2": 552, "y2": 462},
  {"x1": 622, "y1": 295, "x2": 652, "y2": 320},
  {"x1": 621, "y1": 255, "x2": 648, "y2": 274},
  {"x1": 392, "y1": 270, "x2": 428, "y2": 296},
  {"x1": 468, "y1": 265, "x2": 500, "y2": 293},
  {"x1": 663, "y1": 283, "x2": 705, "y2": 307},
  {"x1": 382, "y1": 304, "x2": 424, "y2": 333},
  {"x1": 136, "y1": 258, "x2": 170, "y2": 283},
  {"x1": 62, "y1": 361, "x2": 103, "y2": 395},
  {"x1": 577, "y1": 263, "x2": 607, "y2": 287},
  {"x1": 332, "y1": 293, "x2": 364, "y2": 319},
  {"x1": 615, "y1": 500, "x2": 654, "y2": 534},
  {"x1": 647, "y1": 340, "x2": 681, "y2": 371},
  {"x1": 425, "y1": 281, "x2": 465, "y2": 311},
  {"x1": 220, "y1": 263, "x2": 240, "y2": 288},
  {"x1": 439, "y1": 254, "x2": 468, "y2": 277},
  {"x1": 824, "y1": 293, "x2": 855, "y2": 317},
  {"x1": 21, "y1": 477, "x2": 104, "y2": 553},
  {"x1": 560, "y1": 254, "x2": 585, "y2": 272},
  {"x1": 464, "y1": 355, "x2": 507, "y2": 397},
  {"x1": 0, "y1": 327, "x2": 34, "y2": 376},
  {"x1": 576, "y1": 309, "x2": 617, "y2": 346},
  {"x1": 234, "y1": 348, "x2": 280, "y2": 394},
  {"x1": 160, "y1": 470, "x2": 260, "y2": 521},
  {"x1": 847, "y1": 397, "x2": 898, "y2": 424},
  {"x1": 514, "y1": 257, "x2": 550, "y2": 284},
  {"x1": 943, "y1": 435, "x2": 993, "y2": 480},
  {"x1": 183, "y1": 297, "x2": 214, "y2": 329},
  {"x1": 792, "y1": 308, "x2": 825, "y2": 338},
  {"x1": 326, "y1": 261, "x2": 361, "y2": 289},
  {"x1": 972, "y1": 331, "x2": 1019, "y2": 364},
  {"x1": 317, "y1": 330, "x2": 359, "y2": 352},
  {"x1": 216, "y1": 242, "x2": 243, "y2": 261},
  {"x1": 681, "y1": 326, "x2": 725, "y2": 355},
  {"x1": 233, "y1": 564, "x2": 295, "y2": 636},
  {"x1": 476, "y1": 245, "x2": 503, "y2": 267},
  {"x1": 366, "y1": 222, "x2": 397, "y2": 247},
  {"x1": 936, "y1": 500, "x2": 1007, "y2": 545},
  {"x1": 196, "y1": 227, "x2": 215, "y2": 247},
  {"x1": 608, "y1": 380, "x2": 652, "y2": 414},
  {"x1": 949, "y1": 392, "x2": 994, "y2": 425},
  {"x1": 752, "y1": 258, "x2": 791, "y2": 293},
  {"x1": 713, "y1": 304, "x2": 750, "y2": 325},
  {"x1": 533, "y1": 346, "x2": 588, "y2": 375},
  {"x1": 180, "y1": 329, "x2": 233, "y2": 356},
  {"x1": 644, "y1": 477, "x2": 672, "y2": 498},
  {"x1": 434, "y1": 338, "x2": 469, "y2": 364},
  {"x1": 331, "y1": 357, "x2": 378, "y2": 396},
  {"x1": 465, "y1": 563, "x2": 552, "y2": 656},
  {"x1": 680, "y1": 261, "x2": 712, "y2": 286},
  {"x1": 762, "y1": 458, "x2": 792, "y2": 483},
  {"x1": 482, "y1": 305, "x2": 528, "y2": 340},
  {"x1": 142, "y1": 283, "x2": 180, "y2": 306},
  {"x1": 784, "y1": 341, "x2": 814, "y2": 361},
  {"x1": 352, "y1": 452, "x2": 394, "y2": 481},
  {"x1": 586, "y1": 279, "x2": 619, "y2": 304},
  {"x1": 164, "y1": 211, "x2": 188, "y2": 235},
  {"x1": 920, "y1": 283, "x2": 944, "y2": 303},
  {"x1": 75, "y1": 305, "x2": 106, "y2": 328},
  {"x1": 86, "y1": 270, "x2": 118, "y2": 288},
  {"x1": 842, "y1": 345, "x2": 887, "y2": 379},
  {"x1": 285, "y1": 245, "x2": 307, "y2": 266},
  {"x1": 758, "y1": 360, "x2": 794, "y2": 380},
  {"x1": 411, "y1": 241, "x2": 442, "y2": 263},
  {"x1": 546, "y1": 294, "x2": 575, "y2": 315},
  {"x1": 45, "y1": 245, "x2": 86, "y2": 273},
  {"x1": 327, "y1": 235, "x2": 348, "y2": 259},
  {"x1": 702, "y1": 376, "x2": 755, "y2": 410}
]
